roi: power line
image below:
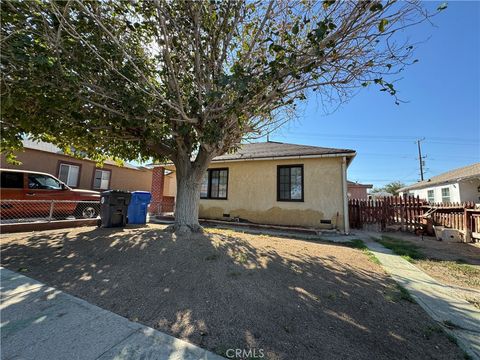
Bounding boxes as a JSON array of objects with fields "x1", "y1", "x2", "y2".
[{"x1": 273, "y1": 132, "x2": 479, "y2": 145}]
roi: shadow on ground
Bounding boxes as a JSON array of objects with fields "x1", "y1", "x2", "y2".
[{"x1": 0, "y1": 226, "x2": 465, "y2": 360}]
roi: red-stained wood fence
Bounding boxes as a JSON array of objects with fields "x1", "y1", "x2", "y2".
[
  {"x1": 349, "y1": 195, "x2": 425, "y2": 231},
  {"x1": 349, "y1": 196, "x2": 480, "y2": 242},
  {"x1": 426, "y1": 202, "x2": 479, "y2": 242}
]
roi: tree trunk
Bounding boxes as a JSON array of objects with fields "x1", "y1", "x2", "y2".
[
  {"x1": 173, "y1": 170, "x2": 203, "y2": 233},
  {"x1": 168, "y1": 147, "x2": 213, "y2": 234}
]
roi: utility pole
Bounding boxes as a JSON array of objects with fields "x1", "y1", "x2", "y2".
[{"x1": 417, "y1": 138, "x2": 426, "y2": 181}]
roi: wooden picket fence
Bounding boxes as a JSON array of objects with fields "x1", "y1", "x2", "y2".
[
  {"x1": 349, "y1": 196, "x2": 480, "y2": 242},
  {"x1": 349, "y1": 195, "x2": 425, "y2": 231}
]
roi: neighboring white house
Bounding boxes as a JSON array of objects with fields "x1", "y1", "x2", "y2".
[{"x1": 398, "y1": 163, "x2": 480, "y2": 204}]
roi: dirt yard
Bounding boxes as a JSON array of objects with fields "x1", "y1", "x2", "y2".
[
  {"x1": 0, "y1": 225, "x2": 466, "y2": 360},
  {"x1": 377, "y1": 233, "x2": 480, "y2": 309}
]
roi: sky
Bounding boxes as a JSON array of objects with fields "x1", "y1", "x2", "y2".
[{"x1": 261, "y1": 1, "x2": 480, "y2": 189}]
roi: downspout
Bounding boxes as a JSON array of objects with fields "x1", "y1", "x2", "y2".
[{"x1": 341, "y1": 157, "x2": 350, "y2": 235}]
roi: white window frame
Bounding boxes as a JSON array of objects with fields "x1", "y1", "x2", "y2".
[
  {"x1": 441, "y1": 187, "x2": 450, "y2": 203},
  {"x1": 427, "y1": 189, "x2": 435, "y2": 203},
  {"x1": 93, "y1": 169, "x2": 111, "y2": 190},
  {"x1": 58, "y1": 163, "x2": 80, "y2": 187}
]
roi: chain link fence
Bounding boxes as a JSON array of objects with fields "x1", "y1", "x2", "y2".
[
  {"x1": 149, "y1": 198, "x2": 175, "y2": 215},
  {"x1": 0, "y1": 200, "x2": 101, "y2": 224}
]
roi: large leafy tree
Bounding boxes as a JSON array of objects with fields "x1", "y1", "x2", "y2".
[
  {"x1": 371, "y1": 181, "x2": 406, "y2": 196},
  {"x1": 1, "y1": 0, "x2": 443, "y2": 232}
]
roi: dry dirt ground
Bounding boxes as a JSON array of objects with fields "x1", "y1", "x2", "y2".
[
  {"x1": 0, "y1": 225, "x2": 466, "y2": 360},
  {"x1": 378, "y1": 232, "x2": 480, "y2": 308}
]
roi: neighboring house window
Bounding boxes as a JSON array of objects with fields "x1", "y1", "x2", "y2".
[
  {"x1": 441, "y1": 187, "x2": 450, "y2": 203},
  {"x1": 93, "y1": 169, "x2": 111, "y2": 190},
  {"x1": 58, "y1": 163, "x2": 80, "y2": 187},
  {"x1": 200, "y1": 168, "x2": 228, "y2": 199},
  {"x1": 427, "y1": 190, "x2": 435, "y2": 203},
  {"x1": 1, "y1": 172, "x2": 23, "y2": 188},
  {"x1": 277, "y1": 165, "x2": 304, "y2": 201}
]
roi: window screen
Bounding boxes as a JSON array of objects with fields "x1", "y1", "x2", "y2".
[
  {"x1": 427, "y1": 190, "x2": 434, "y2": 203},
  {"x1": 200, "y1": 173, "x2": 209, "y2": 198},
  {"x1": 58, "y1": 163, "x2": 80, "y2": 187},
  {"x1": 441, "y1": 188, "x2": 450, "y2": 203},
  {"x1": 200, "y1": 168, "x2": 228, "y2": 199},
  {"x1": 93, "y1": 169, "x2": 111, "y2": 190},
  {"x1": 278, "y1": 165, "x2": 304, "y2": 201}
]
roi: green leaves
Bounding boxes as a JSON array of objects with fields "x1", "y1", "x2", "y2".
[
  {"x1": 322, "y1": 0, "x2": 335, "y2": 10},
  {"x1": 378, "y1": 18, "x2": 388, "y2": 33},
  {"x1": 292, "y1": 21, "x2": 299, "y2": 35},
  {"x1": 269, "y1": 44, "x2": 285, "y2": 53},
  {"x1": 370, "y1": 3, "x2": 383, "y2": 12},
  {"x1": 1, "y1": 0, "x2": 430, "y2": 165}
]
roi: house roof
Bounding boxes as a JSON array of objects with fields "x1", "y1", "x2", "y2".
[
  {"x1": 347, "y1": 181, "x2": 373, "y2": 188},
  {"x1": 22, "y1": 139, "x2": 145, "y2": 171},
  {"x1": 399, "y1": 162, "x2": 480, "y2": 192},
  {"x1": 212, "y1": 141, "x2": 356, "y2": 162}
]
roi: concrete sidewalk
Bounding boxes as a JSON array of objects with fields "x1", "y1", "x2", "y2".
[
  {"x1": 0, "y1": 267, "x2": 224, "y2": 360},
  {"x1": 356, "y1": 233, "x2": 480, "y2": 360}
]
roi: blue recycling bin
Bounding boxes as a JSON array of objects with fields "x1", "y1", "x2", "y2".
[{"x1": 127, "y1": 191, "x2": 152, "y2": 224}]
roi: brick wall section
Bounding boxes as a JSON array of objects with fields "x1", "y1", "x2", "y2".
[
  {"x1": 150, "y1": 166, "x2": 165, "y2": 214},
  {"x1": 161, "y1": 196, "x2": 175, "y2": 212}
]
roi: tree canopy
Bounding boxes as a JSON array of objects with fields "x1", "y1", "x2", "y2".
[
  {"x1": 1, "y1": 0, "x2": 443, "y2": 163},
  {"x1": 371, "y1": 181, "x2": 406, "y2": 195},
  {"x1": 0, "y1": 0, "x2": 444, "y2": 230}
]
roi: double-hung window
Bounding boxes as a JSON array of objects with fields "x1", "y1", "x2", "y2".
[
  {"x1": 58, "y1": 163, "x2": 80, "y2": 187},
  {"x1": 441, "y1": 187, "x2": 450, "y2": 203},
  {"x1": 427, "y1": 189, "x2": 435, "y2": 203},
  {"x1": 200, "y1": 168, "x2": 228, "y2": 199},
  {"x1": 93, "y1": 169, "x2": 111, "y2": 190},
  {"x1": 277, "y1": 165, "x2": 304, "y2": 201}
]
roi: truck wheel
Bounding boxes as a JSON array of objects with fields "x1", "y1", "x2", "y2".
[{"x1": 75, "y1": 204, "x2": 99, "y2": 219}]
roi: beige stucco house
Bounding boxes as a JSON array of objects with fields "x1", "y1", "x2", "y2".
[{"x1": 162, "y1": 142, "x2": 356, "y2": 232}]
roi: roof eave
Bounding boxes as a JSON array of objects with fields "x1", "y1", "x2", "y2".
[{"x1": 211, "y1": 151, "x2": 357, "y2": 163}]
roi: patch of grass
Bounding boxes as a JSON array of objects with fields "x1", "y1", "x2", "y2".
[
  {"x1": 465, "y1": 297, "x2": 480, "y2": 309},
  {"x1": 447, "y1": 261, "x2": 480, "y2": 275},
  {"x1": 424, "y1": 324, "x2": 473, "y2": 359},
  {"x1": 234, "y1": 253, "x2": 248, "y2": 264},
  {"x1": 419, "y1": 259, "x2": 480, "y2": 289},
  {"x1": 344, "y1": 239, "x2": 381, "y2": 265},
  {"x1": 345, "y1": 239, "x2": 368, "y2": 250},
  {"x1": 445, "y1": 331, "x2": 458, "y2": 345},
  {"x1": 384, "y1": 283, "x2": 416, "y2": 303},
  {"x1": 398, "y1": 285, "x2": 415, "y2": 303},
  {"x1": 423, "y1": 324, "x2": 443, "y2": 340},
  {"x1": 227, "y1": 271, "x2": 242, "y2": 278},
  {"x1": 443, "y1": 320, "x2": 460, "y2": 329},
  {"x1": 377, "y1": 236, "x2": 426, "y2": 262},
  {"x1": 214, "y1": 345, "x2": 230, "y2": 357},
  {"x1": 205, "y1": 253, "x2": 219, "y2": 261},
  {"x1": 326, "y1": 292, "x2": 337, "y2": 300}
]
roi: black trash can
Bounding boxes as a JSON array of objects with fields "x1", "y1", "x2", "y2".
[{"x1": 100, "y1": 190, "x2": 132, "y2": 227}]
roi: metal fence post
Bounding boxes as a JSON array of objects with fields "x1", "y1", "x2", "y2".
[{"x1": 48, "y1": 200, "x2": 55, "y2": 222}]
